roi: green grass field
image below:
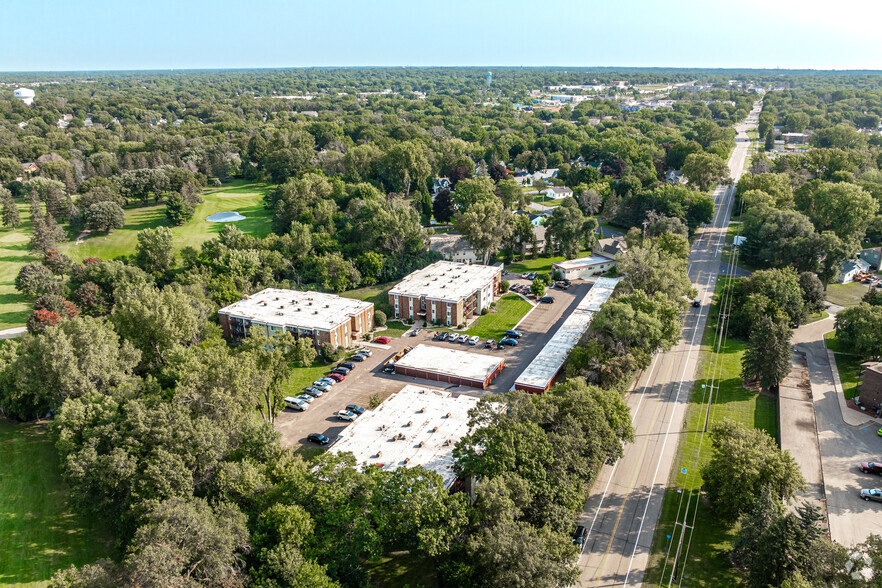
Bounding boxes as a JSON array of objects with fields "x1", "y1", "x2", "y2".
[
  {"x1": 447, "y1": 294, "x2": 533, "y2": 340},
  {"x1": 0, "y1": 182, "x2": 273, "y2": 331},
  {"x1": 0, "y1": 420, "x2": 113, "y2": 586},
  {"x1": 342, "y1": 282, "x2": 397, "y2": 317},
  {"x1": 645, "y1": 281, "x2": 777, "y2": 587},
  {"x1": 365, "y1": 551, "x2": 438, "y2": 588},
  {"x1": 825, "y1": 332, "x2": 862, "y2": 400},
  {"x1": 0, "y1": 200, "x2": 39, "y2": 329},
  {"x1": 825, "y1": 282, "x2": 872, "y2": 307}
]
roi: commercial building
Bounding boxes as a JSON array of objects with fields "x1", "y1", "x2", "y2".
[
  {"x1": 389, "y1": 261, "x2": 501, "y2": 326},
  {"x1": 328, "y1": 385, "x2": 493, "y2": 490},
  {"x1": 218, "y1": 288, "x2": 373, "y2": 349},
  {"x1": 515, "y1": 277, "x2": 621, "y2": 394},
  {"x1": 393, "y1": 344, "x2": 505, "y2": 389},
  {"x1": 552, "y1": 254, "x2": 617, "y2": 280},
  {"x1": 859, "y1": 363, "x2": 882, "y2": 408}
]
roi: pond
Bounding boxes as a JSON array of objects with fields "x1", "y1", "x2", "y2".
[{"x1": 206, "y1": 211, "x2": 246, "y2": 222}]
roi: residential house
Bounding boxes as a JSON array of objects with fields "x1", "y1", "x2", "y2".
[
  {"x1": 552, "y1": 254, "x2": 617, "y2": 280},
  {"x1": 515, "y1": 210, "x2": 547, "y2": 227},
  {"x1": 665, "y1": 169, "x2": 687, "y2": 185},
  {"x1": 430, "y1": 177, "x2": 452, "y2": 197},
  {"x1": 541, "y1": 186, "x2": 573, "y2": 200},
  {"x1": 21, "y1": 162, "x2": 38, "y2": 174},
  {"x1": 859, "y1": 247, "x2": 882, "y2": 269},
  {"x1": 839, "y1": 258, "x2": 871, "y2": 284},
  {"x1": 781, "y1": 132, "x2": 809, "y2": 145},
  {"x1": 429, "y1": 233, "x2": 478, "y2": 264},
  {"x1": 594, "y1": 236, "x2": 628, "y2": 259},
  {"x1": 532, "y1": 225, "x2": 547, "y2": 253}
]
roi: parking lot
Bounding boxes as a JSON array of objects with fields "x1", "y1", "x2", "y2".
[{"x1": 275, "y1": 274, "x2": 593, "y2": 448}]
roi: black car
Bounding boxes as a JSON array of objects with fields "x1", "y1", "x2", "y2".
[
  {"x1": 331, "y1": 367, "x2": 350, "y2": 375},
  {"x1": 505, "y1": 329, "x2": 522, "y2": 339},
  {"x1": 572, "y1": 525, "x2": 587, "y2": 548},
  {"x1": 346, "y1": 404, "x2": 366, "y2": 415},
  {"x1": 339, "y1": 362, "x2": 355, "y2": 370},
  {"x1": 350, "y1": 354, "x2": 366, "y2": 362},
  {"x1": 539, "y1": 296, "x2": 555, "y2": 303},
  {"x1": 307, "y1": 433, "x2": 330, "y2": 445}
]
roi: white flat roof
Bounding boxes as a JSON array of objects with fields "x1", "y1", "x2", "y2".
[
  {"x1": 389, "y1": 261, "x2": 500, "y2": 302},
  {"x1": 394, "y1": 343, "x2": 504, "y2": 382},
  {"x1": 553, "y1": 254, "x2": 615, "y2": 271},
  {"x1": 329, "y1": 385, "x2": 487, "y2": 488},
  {"x1": 218, "y1": 288, "x2": 372, "y2": 332},
  {"x1": 515, "y1": 277, "x2": 622, "y2": 390}
]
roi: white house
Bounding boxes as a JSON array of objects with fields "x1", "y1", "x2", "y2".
[
  {"x1": 552, "y1": 254, "x2": 617, "y2": 280},
  {"x1": 839, "y1": 259, "x2": 871, "y2": 284},
  {"x1": 428, "y1": 233, "x2": 478, "y2": 264},
  {"x1": 542, "y1": 186, "x2": 573, "y2": 200}
]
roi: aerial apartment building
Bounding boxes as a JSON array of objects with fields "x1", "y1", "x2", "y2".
[
  {"x1": 388, "y1": 261, "x2": 502, "y2": 326},
  {"x1": 218, "y1": 288, "x2": 374, "y2": 349}
]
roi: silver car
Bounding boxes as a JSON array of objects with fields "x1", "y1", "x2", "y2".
[{"x1": 861, "y1": 488, "x2": 882, "y2": 502}]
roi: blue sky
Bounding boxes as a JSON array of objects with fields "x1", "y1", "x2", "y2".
[{"x1": 2, "y1": 0, "x2": 880, "y2": 71}]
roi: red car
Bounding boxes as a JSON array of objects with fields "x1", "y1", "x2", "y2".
[
  {"x1": 860, "y1": 461, "x2": 882, "y2": 475},
  {"x1": 328, "y1": 373, "x2": 345, "y2": 382},
  {"x1": 374, "y1": 336, "x2": 391, "y2": 344}
]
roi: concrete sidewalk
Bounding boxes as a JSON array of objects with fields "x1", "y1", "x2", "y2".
[{"x1": 0, "y1": 326, "x2": 25, "y2": 340}]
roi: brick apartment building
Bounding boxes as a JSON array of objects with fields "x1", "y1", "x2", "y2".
[
  {"x1": 218, "y1": 288, "x2": 374, "y2": 349},
  {"x1": 388, "y1": 261, "x2": 502, "y2": 326}
]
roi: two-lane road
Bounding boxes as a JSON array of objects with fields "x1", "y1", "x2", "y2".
[{"x1": 576, "y1": 105, "x2": 760, "y2": 587}]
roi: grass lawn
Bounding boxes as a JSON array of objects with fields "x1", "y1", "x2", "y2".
[
  {"x1": 381, "y1": 320, "x2": 410, "y2": 338},
  {"x1": 63, "y1": 184, "x2": 272, "y2": 262},
  {"x1": 805, "y1": 310, "x2": 829, "y2": 324},
  {"x1": 825, "y1": 332, "x2": 863, "y2": 400},
  {"x1": 461, "y1": 294, "x2": 532, "y2": 340},
  {"x1": 282, "y1": 358, "x2": 338, "y2": 396},
  {"x1": 365, "y1": 551, "x2": 438, "y2": 588},
  {"x1": 825, "y1": 282, "x2": 872, "y2": 307},
  {"x1": 645, "y1": 280, "x2": 777, "y2": 587},
  {"x1": 0, "y1": 420, "x2": 113, "y2": 586},
  {"x1": 0, "y1": 198, "x2": 37, "y2": 330},
  {"x1": 505, "y1": 249, "x2": 594, "y2": 275},
  {"x1": 342, "y1": 282, "x2": 397, "y2": 317}
]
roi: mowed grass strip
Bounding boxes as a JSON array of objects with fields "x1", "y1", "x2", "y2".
[
  {"x1": 505, "y1": 249, "x2": 595, "y2": 275},
  {"x1": 825, "y1": 331, "x2": 863, "y2": 400},
  {"x1": 0, "y1": 200, "x2": 39, "y2": 330},
  {"x1": 825, "y1": 281, "x2": 872, "y2": 308},
  {"x1": 644, "y1": 280, "x2": 777, "y2": 587},
  {"x1": 463, "y1": 294, "x2": 533, "y2": 340},
  {"x1": 0, "y1": 420, "x2": 113, "y2": 586}
]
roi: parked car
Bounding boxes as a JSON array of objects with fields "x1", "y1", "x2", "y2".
[
  {"x1": 339, "y1": 362, "x2": 355, "y2": 370},
  {"x1": 555, "y1": 281, "x2": 569, "y2": 290},
  {"x1": 861, "y1": 488, "x2": 882, "y2": 502},
  {"x1": 337, "y1": 410, "x2": 357, "y2": 422},
  {"x1": 351, "y1": 354, "x2": 366, "y2": 362},
  {"x1": 307, "y1": 433, "x2": 330, "y2": 445},
  {"x1": 312, "y1": 381, "x2": 331, "y2": 390},
  {"x1": 458, "y1": 334, "x2": 470, "y2": 343},
  {"x1": 861, "y1": 462, "x2": 882, "y2": 475},
  {"x1": 433, "y1": 331, "x2": 441, "y2": 340},
  {"x1": 284, "y1": 397, "x2": 308, "y2": 411},
  {"x1": 383, "y1": 362, "x2": 395, "y2": 373},
  {"x1": 469, "y1": 335, "x2": 480, "y2": 345},
  {"x1": 374, "y1": 336, "x2": 391, "y2": 344},
  {"x1": 485, "y1": 339, "x2": 495, "y2": 348},
  {"x1": 328, "y1": 373, "x2": 345, "y2": 382},
  {"x1": 303, "y1": 387, "x2": 323, "y2": 398},
  {"x1": 331, "y1": 367, "x2": 350, "y2": 375},
  {"x1": 316, "y1": 378, "x2": 335, "y2": 386},
  {"x1": 520, "y1": 273, "x2": 530, "y2": 279},
  {"x1": 439, "y1": 332, "x2": 449, "y2": 341},
  {"x1": 572, "y1": 525, "x2": 588, "y2": 548},
  {"x1": 449, "y1": 334, "x2": 460, "y2": 343},
  {"x1": 539, "y1": 296, "x2": 555, "y2": 303},
  {"x1": 499, "y1": 337, "x2": 519, "y2": 346},
  {"x1": 295, "y1": 394, "x2": 314, "y2": 404},
  {"x1": 505, "y1": 329, "x2": 522, "y2": 339},
  {"x1": 356, "y1": 348, "x2": 372, "y2": 357},
  {"x1": 497, "y1": 341, "x2": 507, "y2": 349},
  {"x1": 346, "y1": 404, "x2": 366, "y2": 415},
  {"x1": 411, "y1": 328, "x2": 422, "y2": 336}
]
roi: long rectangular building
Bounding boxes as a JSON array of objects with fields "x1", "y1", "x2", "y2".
[
  {"x1": 218, "y1": 288, "x2": 373, "y2": 349},
  {"x1": 393, "y1": 344, "x2": 505, "y2": 389},
  {"x1": 514, "y1": 277, "x2": 622, "y2": 394},
  {"x1": 389, "y1": 261, "x2": 501, "y2": 326}
]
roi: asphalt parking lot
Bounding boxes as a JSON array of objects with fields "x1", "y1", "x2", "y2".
[{"x1": 275, "y1": 274, "x2": 594, "y2": 448}]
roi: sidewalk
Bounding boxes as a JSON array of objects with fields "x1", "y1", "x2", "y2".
[{"x1": 0, "y1": 326, "x2": 26, "y2": 340}]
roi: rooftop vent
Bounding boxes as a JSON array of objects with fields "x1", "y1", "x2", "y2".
[
  {"x1": 376, "y1": 450, "x2": 382, "y2": 457},
  {"x1": 418, "y1": 441, "x2": 424, "y2": 447},
  {"x1": 404, "y1": 457, "x2": 410, "y2": 464},
  {"x1": 418, "y1": 407, "x2": 425, "y2": 413},
  {"x1": 275, "y1": 297, "x2": 279, "y2": 301},
  {"x1": 314, "y1": 311, "x2": 318, "y2": 314},
  {"x1": 445, "y1": 413, "x2": 451, "y2": 419},
  {"x1": 432, "y1": 426, "x2": 438, "y2": 432},
  {"x1": 325, "y1": 304, "x2": 330, "y2": 308},
  {"x1": 407, "y1": 421, "x2": 412, "y2": 427}
]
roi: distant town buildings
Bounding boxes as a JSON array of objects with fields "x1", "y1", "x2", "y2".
[{"x1": 218, "y1": 288, "x2": 374, "y2": 349}]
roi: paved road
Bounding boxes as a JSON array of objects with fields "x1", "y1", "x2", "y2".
[
  {"x1": 576, "y1": 103, "x2": 761, "y2": 587},
  {"x1": 793, "y1": 314, "x2": 882, "y2": 547}
]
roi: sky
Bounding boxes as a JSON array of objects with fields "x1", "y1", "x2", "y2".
[{"x1": 2, "y1": 0, "x2": 881, "y2": 72}]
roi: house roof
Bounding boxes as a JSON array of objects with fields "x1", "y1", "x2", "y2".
[
  {"x1": 545, "y1": 186, "x2": 573, "y2": 194},
  {"x1": 428, "y1": 233, "x2": 474, "y2": 256},
  {"x1": 842, "y1": 259, "x2": 871, "y2": 274},
  {"x1": 596, "y1": 237, "x2": 627, "y2": 257},
  {"x1": 553, "y1": 254, "x2": 616, "y2": 271}
]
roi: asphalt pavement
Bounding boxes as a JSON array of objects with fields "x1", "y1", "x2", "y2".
[{"x1": 576, "y1": 104, "x2": 761, "y2": 587}]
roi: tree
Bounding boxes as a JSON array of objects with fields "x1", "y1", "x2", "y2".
[
  {"x1": 451, "y1": 177, "x2": 496, "y2": 210},
  {"x1": 0, "y1": 316, "x2": 141, "y2": 419},
  {"x1": 497, "y1": 179, "x2": 525, "y2": 210},
  {"x1": 1, "y1": 187, "x2": 20, "y2": 230},
  {"x1": 681, "y1": 152, "x2": 730, "y2": 192},
  {"x1": 795, "y1": 181, "x2": 878, "y2": 244},
  {"x1": 378, "y1": 141, "x2": 431, "y2": 195},
  {"x1": 799, "y1": 272, "x2": 825, "y2": 315},
  {"x1": 654, "y1": 232, "x2": 690, "y2": 259},
  {"x1": 165, "y1": 191, "x2": 193, "y2": 225},
  {"x1": 765, "y1": 130, "x2": 775, "y2": 151},
  {"x1": 293, "y1": 337, "x2": 317, "y2": 367},
  {"x1": 239, "y1": 331, "x2": 298, "y2": 423},
  {"x1": 742, "y1": 316, "x2": 792, "y2": 390},
  {"x1": 84, "y1": 201, "x2": 125, "y2": 234},
  {"x1": 15, "y1": 262, "x2": 61, "y2": 297},
  {"x1": 134, "y1": 226, "x2": 174, "y2": 276},
  {"x1": 817, "y1": 230, "x2": 857, "y2": 288},
  {"x1": 530, "y1": 278, "x2": 545, "y2": 298},
  {"x1": 701, "y1": 419, "x2": 805, "y2": 523},
  {"x1": 592, "y1": 290, "x2": 682, "y2": 355},
  {"x1": 544, "y1": 197, "x2": 591, "y2": 259},
  {"x1": 431, "y1": 189, "x2": 455, "y2": 223},
  {"x1": 578, "y1": 188, "x2": 603, "y2": 215},
  {"x1": 453, "y1": 197, "x2": 512, "y2": 264},
  {"x1": 373, "y1": 309, "x2": 386, "y2": 326},
  {"x1": 28, "y1": 213, "x2": 66, "y2": 253},
  {"x1": 740, "y1": 204, "x2": 822, "y2": 272},
  {"x1": 618, "y1": 243, "x2": 693, "y2": 300},
  {"x1": 835, "y1": 304, "x2": 882, "y2": 359}
]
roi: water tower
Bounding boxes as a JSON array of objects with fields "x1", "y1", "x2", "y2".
[
  {"x1": 14, "y1": 88, "x2": 35, "y2": 105},
  {"x1": 486, "y1": 71, "x2": 492, "y2": 87}
]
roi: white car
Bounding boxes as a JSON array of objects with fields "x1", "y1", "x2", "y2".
[
  {"x1": 284, "y1": 397, "x2": 308, "y2": 411},
  {"x1": 296, "y1": 394, "x2": 314, "y2": 404},
  {"x1": 336, "y1": 410, "x2": 357, "y2": 421},
  {"x1": 459, "y1": 334, "x2": 469, "y2": 343},
  {"x1": 469, "y1": 335, "x2": 480, "y2": 345}
]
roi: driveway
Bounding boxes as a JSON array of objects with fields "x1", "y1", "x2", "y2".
[{"x1": 793, "y1": 311, "x2": 882, "y2": 547}]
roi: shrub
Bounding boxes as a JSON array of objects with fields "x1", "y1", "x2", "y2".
[
  {"x1": 481, "y1": 308, "x2": 490, "y2": 315},
  {"x1": 374, "y1": 309, "x2": 387, "y2": 326},
  {"x1": 368, "y1": 393, "x2": 383, "y2": 409},
  {"x1": 500, "y1": 279, "x2": 510, "y2": 292}
]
